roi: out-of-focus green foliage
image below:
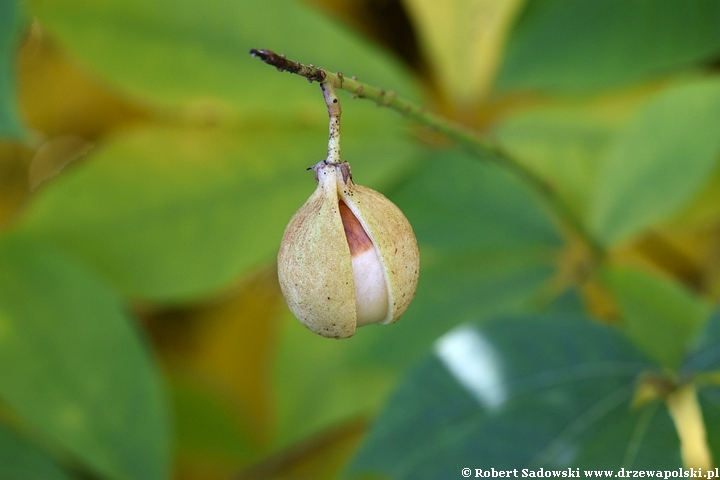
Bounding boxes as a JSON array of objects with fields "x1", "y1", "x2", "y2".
[
  {"x1": 605, "y1": 267, "x2": 711, "y2": 370},
  {"x1": 0, "y1": 421, "x2": 71, "y2": 480},
  {"x1": 28, "y1": 0, "x2": 417, "y2": 116},
  {"x1": 0, "y1": 0, "x2": 25, "y2": 139},
  {"x1": 350, "y1": 312, "x2": 720, "y2": 479},
  {"x1": 495, "y1": 102, "x2": 623, "y2": 220},
  {"x1": 15, "y1": 119, "x2": 414, "y2": 302},
  {"x1": 1, "y1": 0, "x2": 720, "y2": 478},
  {"x1": 589, "y1": 79, "x2": 720, "y2": 246},
  {"x1": 495, "y1": 0, "x2": 720, "y2": 93},
  {"x1": 0, "y1": 237, "x2": 170, "y2": 480},
  {"x1": 348, "y1": 316, "x2": 682, "y2": 478}
]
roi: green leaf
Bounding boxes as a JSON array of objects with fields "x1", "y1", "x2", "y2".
[
  {"x1": 605, "y1": 267, "x2": 711, "y2": 370},
  {"x1": 28, "y1": 0, "x2": 417, "y2": 117},
  {"x1": 0, "y1": 422, "x2": 71, "y2": 480},
  {"x1": 273, "y1": 150, "x2": 561, "y2": 448},
  {"x1": 0, "y1": 0, "x2": 26, "y2": 139},
  {"x1": 15, "y1": 102, "x2": 417, "y2": 302},
  {"x1": 394, "y1": 151, "x2": 561, "y2": 251},
  {"x1": 590, "y1": 79, "x2": 720, "y2": 246},
  {"x1": 386, "y1": 151, "x2": 561, "y2": 343},
  {"x1": 683, "y1": 310, "x2": 720, "y2": 374},
  {"x1": 348, "y1": 316, "x2": 680, "y2": 479},
  {"x1": 544, "y1": 287, "x2": 586, "y2": 316},
  {"x1": 496, "y1": 0, "x2": 720, "y2": 93},
  {"x1": 0, "y1": 236, "x2": 170, "y2": 480},
  {"x1": 494, "y1": 104, "x2": 622, "y2": 219}
]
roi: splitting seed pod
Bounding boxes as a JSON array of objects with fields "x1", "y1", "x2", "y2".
[
  {"x1": 277, "y1": 82, "x2": 419, "y2": 338},
  {"x1": 278, "y1": 160, "x2": 419, "y2": 338}
]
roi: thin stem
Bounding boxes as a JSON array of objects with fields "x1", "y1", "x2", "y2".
[
  {"x1": 249, "y1": 48, "x2": 605, "y2": 259},
  {"x1": 321, "y1": 82, "x2": 341, "y2": 163}
]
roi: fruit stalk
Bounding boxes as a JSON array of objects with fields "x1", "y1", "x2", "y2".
[
  {"x1": 321, "y1": 82, "x2": 341, "y2": 164},
  {"x1": 250, "y1": 48, "x2": 605, "y2": 260}
]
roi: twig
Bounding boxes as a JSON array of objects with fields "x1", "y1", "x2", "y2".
[
  {"x1": 250, "y1": 48, "x2": 327, "y2": 83},
  {"x1": 249, "y1": 48, "x2": 605, "y2": 259}
]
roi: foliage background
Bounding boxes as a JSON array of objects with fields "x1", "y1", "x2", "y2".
[{"x1": 1, "y1": 0, "x2": 720, "y2": 479}]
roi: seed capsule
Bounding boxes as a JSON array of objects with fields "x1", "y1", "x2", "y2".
[{"x1": 278, "y1": 160, "x2": 419, "y2": 338}]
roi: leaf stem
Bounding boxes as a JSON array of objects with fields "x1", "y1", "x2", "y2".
[
  {"x1": 249, "y1": 48, "x2": 605, "y2": 259},
  {"x1": 666, "y1": 384, "x2": 713, "y2": 470}
]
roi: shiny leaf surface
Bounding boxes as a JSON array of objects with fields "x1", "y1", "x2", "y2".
[{"x1": 349, "y1": 316, "x2": 680, "y2": 479}]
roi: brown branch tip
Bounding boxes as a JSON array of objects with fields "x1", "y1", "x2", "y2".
[{"x1": 249, "y1": 48, "x2": 327, "y2": 83}]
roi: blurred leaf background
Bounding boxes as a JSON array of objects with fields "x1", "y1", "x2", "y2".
[{"x1": 1, "y1": 0, "x2": 720, "y2": 479}]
